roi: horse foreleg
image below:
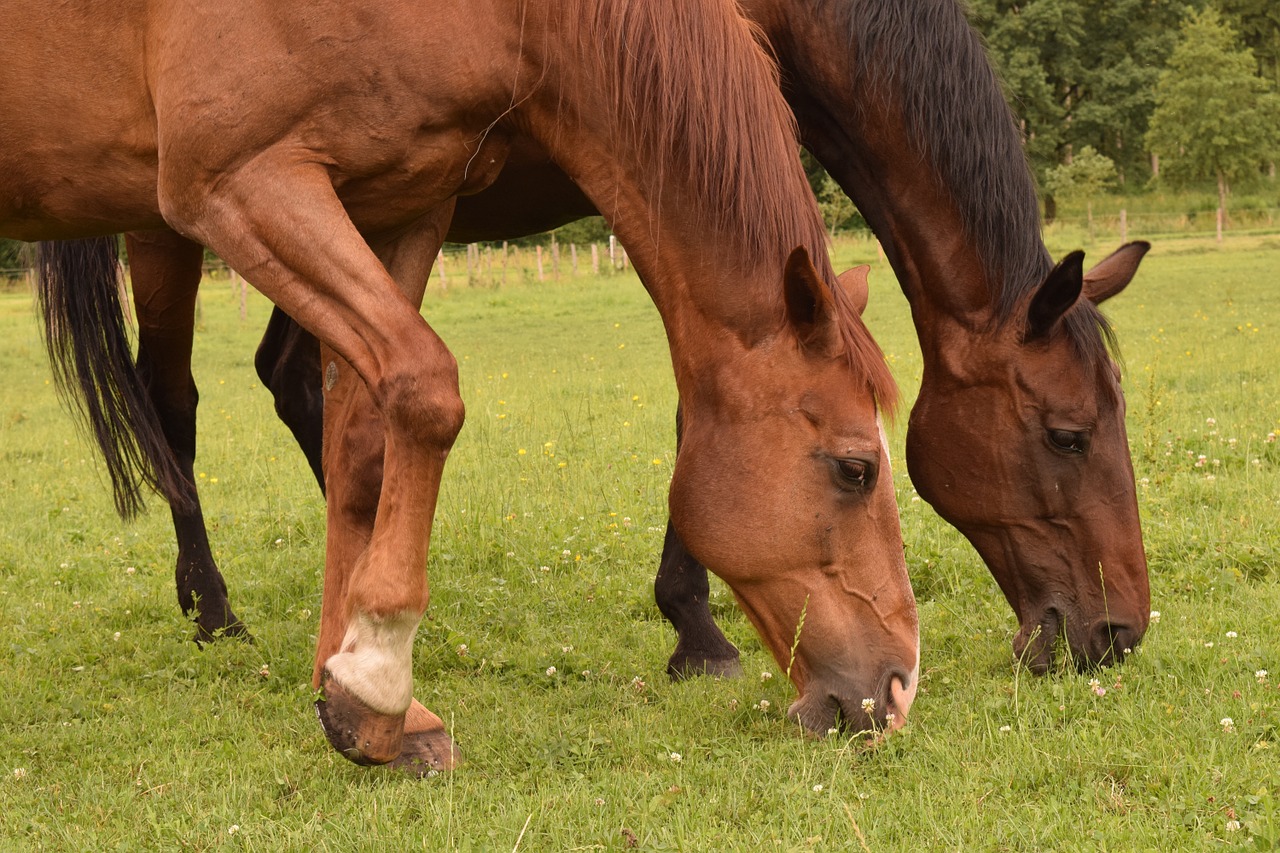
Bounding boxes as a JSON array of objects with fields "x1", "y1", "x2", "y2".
[
  {"x1": 126, "y1": 230, "x2": 248, "y2": 643},
  {"x1": 656, "y1": 402, "x2": 742, "y2": 678},
  {"x1": 257, "y1": 287, "x2": 453, "y2": 773},
  {"x1": 288, "y1": 216, "x2": 463, "y2": 768}
]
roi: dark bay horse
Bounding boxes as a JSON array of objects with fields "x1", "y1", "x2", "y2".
[
  {"x1": 2, "y1": 0, "x2": 918, "y2": 768},
  {"x1": 235, "y1": 0, "x2": 1150, "y2": 675}
]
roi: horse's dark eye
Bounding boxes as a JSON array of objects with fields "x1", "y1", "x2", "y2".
[
  {"x1": 1047, "y1": 429, "x2": 1088, "y2": 454},
  {"x1": 831, "y1": 456, "x2": 875, "y2": 491}
]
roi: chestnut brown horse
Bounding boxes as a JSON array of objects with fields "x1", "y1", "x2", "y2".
[
  {"x1": 2, "y1": 0, "x2": 919, "y2": 768},
  {"x1": 226, "y1": 0, "x2": 1149, "y2": 675}
]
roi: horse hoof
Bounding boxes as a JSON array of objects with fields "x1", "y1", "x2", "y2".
[
  {"x1": 315, "y1": 670, "x2": 405, "y2": 766},
  {"x1": 667, "y1": 655, "x2": 744, "y2": 681},
  {"x1": 389, "y1": 701, "x2": 462, "y2": 777},
  {"x1": 194, "y1": 619, "x2": 252, "y2": 647}
]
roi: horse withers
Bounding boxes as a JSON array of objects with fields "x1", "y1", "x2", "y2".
[{"x1": 2, "y1": 0, "x2": 919, "y2": 769}]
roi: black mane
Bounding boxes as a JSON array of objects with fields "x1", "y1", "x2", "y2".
[{"x1": 830, "y1": 0, "x2": 1116, "y2": 364}]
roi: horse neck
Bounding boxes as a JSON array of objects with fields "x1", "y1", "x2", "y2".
[
  {"x1": 751, "y1": 0, "x2": 1052, "y2": 335},
  {"x1": 513, "y1": 0, "x2": 832, "y2": 372}
]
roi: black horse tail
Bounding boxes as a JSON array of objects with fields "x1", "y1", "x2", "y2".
[{"x1": 36, "y1": 238, "x2": 189, "y2": 518}]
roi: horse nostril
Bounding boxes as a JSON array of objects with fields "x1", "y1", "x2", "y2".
[{"x1": 1093, "y1": 622, "x2": 1138, "y2": 665}]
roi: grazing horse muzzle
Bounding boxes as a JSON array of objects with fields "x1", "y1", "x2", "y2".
[{"x1": 788, "y1": 663, "x2": 918, "y2": 735}]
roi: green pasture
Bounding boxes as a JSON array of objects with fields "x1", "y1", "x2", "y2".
[{"x1": 0, "y1": 234, "x2": 1277, "y2": 850}]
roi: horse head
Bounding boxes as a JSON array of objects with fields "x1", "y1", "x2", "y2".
[
  {"x1": 906, "y1": 242, "x2": 1151, "y2": 672},
  {"x1": 669, "y1": 247, "x2": 918, "y2": 733}
]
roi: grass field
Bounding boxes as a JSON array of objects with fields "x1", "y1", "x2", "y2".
[{"x1": 1, "y1": 233, "x2": 1277, "y2": 850}]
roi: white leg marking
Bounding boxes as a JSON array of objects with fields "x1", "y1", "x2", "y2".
[{"x1": 324, "y1": 611, "x2": 420, "y2": 715}]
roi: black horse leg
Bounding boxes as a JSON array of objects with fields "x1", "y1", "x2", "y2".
[
  {"x1": 657, "y1": 404, "x2": 742, "y2": 678},
  {"x1": 255, "y1": 306, "x2": 326, "y2": 493},
  {"x1": 126, "y1": 230, "x2": 247, "y2": 643}
]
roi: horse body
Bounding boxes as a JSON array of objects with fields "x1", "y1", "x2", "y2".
[
  {"x1": 1, "y1": 5, "x2": 162, "y2": 238},
  {"x1": 3, "y1": 0, "x2": 918, "y2": 767}
]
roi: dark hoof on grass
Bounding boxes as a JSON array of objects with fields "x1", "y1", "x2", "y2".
[
  {"x1": 667, "y1": 653, "x2": 744, "y2": 681},
  {"x1": 315, "y1": 670, "x2": 405, "y2": 766},
  {"x1": 390, "y1": 702, "x2": 462, "y2": 777},
  {"x1": 194, "y1": 617, "x2": 252, "y2": 647}
]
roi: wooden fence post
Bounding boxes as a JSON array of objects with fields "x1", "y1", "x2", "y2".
[
  {"x1": 570, "y1": 243, "x2": 578, "y2": 275},
  {"x1": 1119, "y1": 209, "x2": 1127, "y2": 245},
  {"x1": 592, "y1": 243, "x2": 599, "y2": 275},
  {"x1": 437, "y1": 249, "x2": 447, "y2": 290},
  {"x1": 536, "y1": 245, "x2": 544, "y2": 282}
]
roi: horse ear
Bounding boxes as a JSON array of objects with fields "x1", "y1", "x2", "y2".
[
  {"x1": 783, "y1": 246, "x2": 838, "y2": 351},
  {"x1": 1026, "y1": 251, "x2": 1084, "y2": 341},
  {"x1": 835, "y1": 265, "x2": 871, "y2": 316},
  {"x1": 1083, "y1": 241, "x2": 1149, "y2": 304}
]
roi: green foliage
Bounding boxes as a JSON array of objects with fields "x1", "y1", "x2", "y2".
[
  {"x1": 0, "y1": 238, "x2": 27, "y2": 270},
  {"x1": 1217, "y1": 0, "x2": 1280, "y2": 87},
  {"x1": 1146, "y1": 8, "x2": 1280, "y2": 190},
  {"x1": 968, "y1": 0, "x2": 1188, "y2": 186},
  {"x1": 552, "y1": 216, "x2": 611, "y2": 246},
  {"x1": 816, "y1": 175, "x2": 861, "y2": 236},
  {"x1": 1043, "y1": 146, "x2": 1118, "y2": 201}
]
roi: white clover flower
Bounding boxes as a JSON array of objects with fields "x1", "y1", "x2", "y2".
[
  {"x1": 669, "y1": 752, "x2": 682, "y2": 763},
  {"x1": 757, "y1": 699, "x2": 771, "y2": 711},
  {"x1": 545, "y1": 666, "x2": 557, "y2": 677},
  {"x1": 1226, "y1": 631, "x2": 1238, "y2": 639},
  {"x1": 228, "y1": 825, "x2": 240, "y2": 836},
  {"x1": 812, "y1": 784, "x2": 824, "y2": 792},
  {"x1": 760, "y1": 671, "x2": 773, "y2": 682},
  {"x1": 1220, "y1": 717, "x2": 1235, "y2": 733},
  {"x1": 112, "y1": 632, "x2": 121, "y2": 642},
  {"x1": 1150, "y1": 611, "x2": 1161, "y2": 623},
  {"x1": 12, "y1": 768, "x2": 26, "y2": 780},
  {"x1": 861, "y1": 697, "x2": 875, "y2": 714},
  {"x1": 999, "y1": 725, "x2": 1011, "y2": 733},
  {"x1": 1256, "y1": 670, "x2": 1268, "y2": 683},
  {"x1": 1226, "y1": 820, "x2": 1241, "y2": 832}
]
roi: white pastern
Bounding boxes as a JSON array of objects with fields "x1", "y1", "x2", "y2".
[{"x1": 324, "y1": 611, "x2": 421, "y2": 716}]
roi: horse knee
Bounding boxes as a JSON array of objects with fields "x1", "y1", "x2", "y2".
[{"x1": 379, "y1": 358, "x2": 465, "y2": 452}]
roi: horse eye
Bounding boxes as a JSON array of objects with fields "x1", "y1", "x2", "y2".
[
  {"x1": 1047, "y1": 428, "x2": 1088, "y2": 454},
  {"x1": 830, "y1": 456, "x2": 875, "y2": 491}
]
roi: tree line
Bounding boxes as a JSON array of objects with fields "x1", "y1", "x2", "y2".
[
  {"x1": 807, "y1": 1, "x2": 1278, "y2": 231},
  {"x1": 965, "y1": 0, "x2": 1278, "y2": 215}
]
